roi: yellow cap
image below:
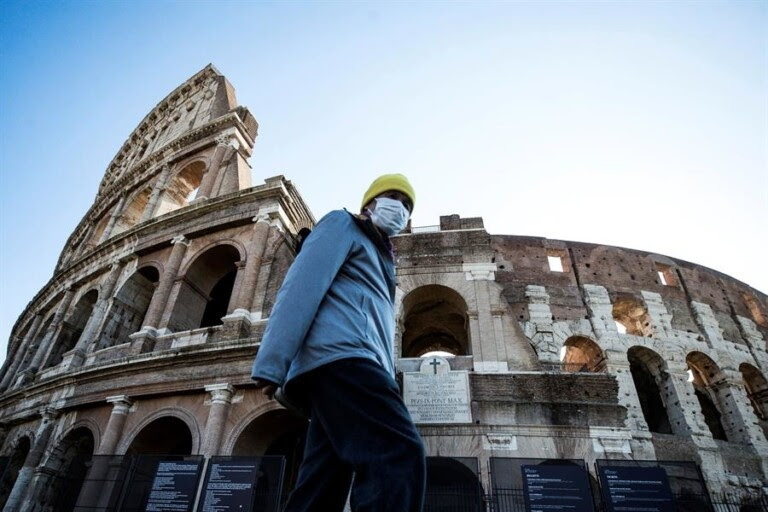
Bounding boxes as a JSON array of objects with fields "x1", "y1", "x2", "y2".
[{"x1": 361, "y1": 173, "x2": 416, "y2": 211}]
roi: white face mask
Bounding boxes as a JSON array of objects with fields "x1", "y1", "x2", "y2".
[{"x1": 370, "y1": 197, "x2": 410, "y2": 236}]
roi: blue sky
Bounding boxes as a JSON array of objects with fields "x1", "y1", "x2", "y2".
[{"x1": 1, "y1": 1, "x2": 766, "y2": 364}]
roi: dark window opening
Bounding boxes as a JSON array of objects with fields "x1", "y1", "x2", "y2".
[
  {"x1": 629, "y1": 357, "x2": 673, "y2": 434},
  {"x1": 694, "y1": 388, "x2": 728, "y2": 441},
  {"x1": 200, "y1": 269, "x2": 237, "y2": 328}
]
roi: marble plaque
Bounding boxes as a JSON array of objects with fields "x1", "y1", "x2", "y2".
[{"x1": 403, "y1": 357, "x2": 472, "y2": 424}]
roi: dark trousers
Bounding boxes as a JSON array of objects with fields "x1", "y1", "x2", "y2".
[{"x1": 283, "y1": 358, "x2": 426, "y2": 512}]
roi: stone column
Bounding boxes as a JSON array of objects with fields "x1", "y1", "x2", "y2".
[
  {"x1": 99, "y1": 395, "x2": 133, "y2": 455},
  {"x1": 464, "y1": 263, "x2": 500, "y2": 362},
  {"x1": 715, "y1": 370, "x2": 768, "y2": 448},
  {"x1": 130, "y1": 236, "x2": 189, "y2": 353},
  {"x1": 209, "y1": 140, "x2": 240, "y2": 198},
  {"x1": 582, "y1": 284, "x2": 617, "y2": 338},
  {"x1": 98, "y1": 194, "x2": 128, "y2": 244},
  {"x1": 231, "y1": 217, "x2": 271, "y2": 315},
  {"x1": 20, "y1": 288, "x2": 77, "y2": 382},
  {"x1": 640, "y1": 291, "x2": 674, "y2": 339},
  {"x1": 663, "y1": 361, "x2": 728, "y2": 489},
  {"x1": 4, "y1": 408, "x2": 59, "y2": 511},
  {"x1": 690, "y1": 301, "x2": 726, "y2": 349},
  {"x1": 140, "y1": 236, "x2": 190, "y2": 332},
  {"x1": 0, "y1": 314, "x2": 42, "y2": 391},
  {"x1": 196, "y1": 135, "x2": 232, "y2": 200},
  {"x1": 524, "y1": 285, "x2": 558, "y2": 362},
  {"x1": 74, "y1": 396, "x2": 133, "y2": 510},
  {"x1": 64, "y1": 262, "x2": 125, "y2": 369},
  {"x1": 201, "y1": 384, "x2": 235, "y2": 457},
  {"x1": 605, "y1": 355, "x2": 658, "y2": 460},
  {"x1": 140, "y1": 164, "x2": 173, "y2": 223}
]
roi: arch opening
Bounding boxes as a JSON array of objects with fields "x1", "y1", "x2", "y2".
[
  {"x1": 739, "y1": 363, "x2": 768, "y2": 439},
  {"x1": 561, "y1": 336, "x2": 606, "y2": 373},
  {"x1": 36, "y1": 427, "x2": 94, "y2": 512},
  {"x1": 232, "y1": 409, "x2": 308, "y2": 504},
  {"x1": 112, "y1": 187, "x2": 152, "y2": 236},
  {"x1": 401, "y1": 285, "x2": 469, "y2": 358},
  {"x1": 97, "y1": 266, "x2": 160, "y2": 349},
  {"x1": 612, "y1": 294, "x2": 652, "y2": 337},
  {"x1": 627, "y1": 347, "x2": 673, "y2": 434},
  {"x1": 154, "y1": 161, "x2": 206, "y2": 217},
  {"x1": 46, "y1": 290, "x2": 99, "y2": 369},
  {"x1": 687, "y1": 352, "x2": 728, "y2": 442},
  {"x1": 167, "y1": 244, "x2": 240, "y2": 332},
  {"x1": 425, "y1": 457, "x2": 483, "y2": 512},
  {"x1": 0, "y1": 436, "x2": 31, "y2": 509},
  {"x1": 127, "y1": 416, "x2": 192, "y2": 456}
]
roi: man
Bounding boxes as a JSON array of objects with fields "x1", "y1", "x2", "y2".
[{"x1": 251, "y1": 174, "x2": 426, "y2": 512}]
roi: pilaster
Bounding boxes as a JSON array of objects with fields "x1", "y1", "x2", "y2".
[{"x1": 201, "y1": 383, "x2": 235, "y2": 457}]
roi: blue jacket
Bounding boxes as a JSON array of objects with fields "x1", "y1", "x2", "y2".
[{"x1": 250, "y1": 210, "x2": 397, "y2": 387}]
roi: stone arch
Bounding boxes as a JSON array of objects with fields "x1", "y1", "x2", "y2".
[
  {"x1": 34, "y1": 426, "x2": 95, "y2": 512},
  {"x1": 111, "y1": 185, "x2": 152, "y2": 236},
  {"x1": 167, "y1": 243, "x2": 242, "y2": 331},
  {"x1": 400, "y1": 285, "x2": 470, "y2": 358},
  {"x1": 561, "y1": 336, "x2": 606, "y2": 373},
  {"x1": 154, "y1": 160, "x2": 207, "y2": 216},
  {"x1": 45, "y1": 289, "x2": 99, "y2": 369},
  {"x1": 0, "y1": 434, "x2": 32, "y2": 509},
  {"x1": 221, "y1": 401, "x2": 283, "y2": 455},
  {"x1": 97, "y1": 266, "x2": 160, "y2": 349},
  {"x1": 230, "y1": 407, "x2": 308, "y2": 503},
  {"x1": 627, "y1": 346, "x2": 674, "y2": 434},
  {"x1": 425, "y1": 457, "x2": 483, "y2": 512},
  {"x1": 612, "y1": 293, "x2": 653, "y2": 337},
  {"x1": 686, "y1": 351, "x2": 728, "y2": 441},
  {"x1": 87, "y1": 212, "x2": 112, "y2": 248},
  {"x1": 739, "y1": 363, "x2": 768, "y2": 429},
  {"x1": 180, "y1": 239, "x2": 247, "y2": 275},
  {"x1": 121, "y1": 408, "x2": 200, "y2": 456}
]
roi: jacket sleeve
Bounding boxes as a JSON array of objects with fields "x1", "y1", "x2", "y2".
[{"x1": 251, "y1": 210, "x2": 354, "y2": 385}]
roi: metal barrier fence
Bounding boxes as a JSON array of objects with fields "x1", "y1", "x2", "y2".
[{"x1": 426, "y1": 490, "x2": 768, "y2": 512}]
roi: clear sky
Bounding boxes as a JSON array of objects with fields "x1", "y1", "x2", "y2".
[{"x1": 1, "y1": 1, "x2": 766, "y2": 364}]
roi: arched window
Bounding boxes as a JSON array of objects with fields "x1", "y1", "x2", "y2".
[
  {"x1": 166, "y1": 245, "x2": 239, "y2": 332},
  {"x1": 686, "y1": 352, "x2": 728, "y2": 441},
  {"x1": 0, "y1": 436, "x2": 31, "y2": 509},
  {"x1": 627, "y1": 346, "x2": 673, "y2": 434},
  {"x1": 739, "y1": 363, "x2": 768, "y2": 439},
  {"x1": 127, "y1": 417, "x2": 192, "y2": 456},
  {"x1": 401, "y1": 285, "x2": 469, "y2": 358},
  {"x1": 97, "y1": 266, "x2": 160, "y2": 350},
  {"x1": 87, "y1": 214, "x2": 111, "y2": 249},
  {"x1": 46, "y1": 290, "x2": 99, "y2": 369},
  {"x1": 154, "y1": 161, "x2": 206, "y2": 217},
  {"x1": 561, "y1": 336, "x2": 606, "y2": 373},
  {"x1": 613, "y1": 294, "x2": 652, "y2": 337},
  {"x1": 36, "y1": 427, "x2": 94, "y2": 512},
  {"x1": 111, "y1": 187, "x2": 152, "y2": 236},
  {"x1": 425, "y1": 457, "x2": 483, "y2": 512},
  {"x1": 233, "y1": 410, "x2": 308, "y2": 504}
]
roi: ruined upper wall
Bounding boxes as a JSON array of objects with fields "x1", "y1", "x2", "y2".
[
  {"x1": 96, "y1": 64, "x2": 239, "y2": 200},
  {"x1": 491, "y1": 233, "x2": 768, "y2": 344},
  {"x1": 54, "y1": 65, "x2": 260, "y2": 274}
]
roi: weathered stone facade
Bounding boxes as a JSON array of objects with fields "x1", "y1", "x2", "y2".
[{"x1": 1, "y1": 65, "x2": 766, "y2": 510}]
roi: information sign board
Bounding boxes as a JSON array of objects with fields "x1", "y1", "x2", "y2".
[
  {"x1": 145, "y1": 459, "x2": 204, "y2": 512},
  {"x1": 598, "y1": 466, "x2": 675, "y2": 512},
  {"x1": 521, "y1": 464, "x2": 595, "y2": 512},
  {"x1": 198, "y1": 460, "x2": 260, "y2": 512}
]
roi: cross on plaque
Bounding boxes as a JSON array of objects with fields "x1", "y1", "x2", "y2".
[{"x1": 429, "y1": 358, "x2": 442, "y2": 374}]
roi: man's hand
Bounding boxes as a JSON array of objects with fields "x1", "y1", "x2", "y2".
[{"x1": 253, "y1": 379, "x2": 279, "y2": 399}]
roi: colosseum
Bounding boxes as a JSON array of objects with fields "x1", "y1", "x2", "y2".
[{"x1": 0, "y1": 65, "x2": 766, "y2": 512}]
